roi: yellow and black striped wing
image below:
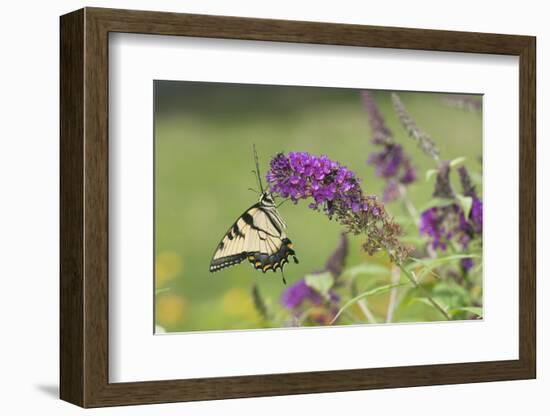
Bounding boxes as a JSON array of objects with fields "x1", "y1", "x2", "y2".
[{"x1": 209, "y1": 204, "x2": 298, "y2": 273}]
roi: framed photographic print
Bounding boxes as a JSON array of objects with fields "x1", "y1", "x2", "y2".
[{"x1": 60, "y1": 7, "x2": 536, "y2": 408}]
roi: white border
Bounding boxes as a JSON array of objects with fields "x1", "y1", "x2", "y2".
[{"x1": 109, "y1": 33, "x2": 519, "y2": 382}]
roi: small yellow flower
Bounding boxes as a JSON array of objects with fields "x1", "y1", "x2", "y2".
[
  {"x1": 156, "y1": 294, "x2": 187, "y2": 327},
  {"x1": 156, "y1": 251, "x2": 183, "y2": 287}
]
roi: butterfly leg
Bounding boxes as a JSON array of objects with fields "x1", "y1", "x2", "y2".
[{"x1": 281, "y1": 269, "x2": 287, "y2": 285}]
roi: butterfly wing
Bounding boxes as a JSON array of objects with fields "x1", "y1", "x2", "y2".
[{"x1": 209, "y1": 204, "x2": 297, "y2": 273}]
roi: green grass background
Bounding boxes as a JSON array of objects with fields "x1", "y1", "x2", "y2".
[{"x1": 154, "y1": 81, "x2": 482, "y2": 332}]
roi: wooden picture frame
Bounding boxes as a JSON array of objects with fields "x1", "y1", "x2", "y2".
[{"x1": 60, "y1": 7, "x2": 536, "y2": 408}]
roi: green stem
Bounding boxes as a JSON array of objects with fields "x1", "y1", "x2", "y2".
[
  {"x1": 397, "y1": 263, "x2": 451, "y2": 321},
  {"x1": 329, "y1": 282, "x2": 408, "y2": 325},
  {"x1": 357, "y1": 299, "x2": 377, "y2": 324},
  {"x1": 398, "y1": 184, "x2": 418, "y2": 221},
  {"x1": 386, "y1": 265, "x2": 401, "y2": 323}
]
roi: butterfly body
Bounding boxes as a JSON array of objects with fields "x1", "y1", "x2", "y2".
[{"x1": 209, "y1": 192, "x2": 298, "y2": 278}]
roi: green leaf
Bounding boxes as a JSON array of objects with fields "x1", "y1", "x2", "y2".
[
  {"x1": 450, "y1": 306, "x2": 483, "y2": 318},
  {"x1": 407, "y1": 253, "x2": 481, "y2": 282},
  {"x1": 471, "y1": 172, "x2": 482, "y2": 185},
  {"x1": 408, "y1": 253, "x2": 481, "y2": 268},
  {"x1": 344, "y1": 264, "x2": 390, "y2": 279},
  {"x1": 433, "y1": 281, "x2": 469, "y2": 298},
  {"x1": 449, "y1": 156, "x2": 467, "y2": 167},
  {"x1": 425, "y1": 169, "x2": 438, "y2": 181},
  {"x1": 330, "y1": 282, "x2": 409, "y2": 324},
  {"x1": 304, "y1": 272, "x2": 334, "y2": 297},
  {"x1": 432, "y1": 281, "x2": 470, "y2": 309},
  {"x1": 456, "y1": 194, "x2": 473, "y2": 218},
  {"x1": 409, "y1": 297, "x2": 454, "y2": 317},
  {"x1": 426, "y1": 157, "x2": 466, "y2": 182}
]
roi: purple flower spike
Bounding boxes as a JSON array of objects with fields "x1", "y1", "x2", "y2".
[
  {"x1": 419, "y1": 205, "x2": 459, "y2": 251},
  {"x1": 361, "y1": 90, "x2": 393, "y2": 145},
  {"x1": 433, "y1": 162, "x2": 455, "y2": 199},
  {"x1": 400, "y1": 159, "x2": 417, "y2": 184},
  {"x1": 419, "y1": 195, "x2": 483, "y2": 254},
  {"x1": 392, "y1": 92, "x2": 440, "y2": 161},
  {"x1": 368, "y1": 144, "x2": 403, "y2": 178},
  {"x1": 471, "y1": 198, "x2": 483, "y2": 232},
  {"x1": 460, "y1": 258, "x2": 475, "y2": 272},
  {"x1": 280, "y1": 278, "x2": 340, "y2": 310},
  {"x1": 281, "y1": 279, "x2": 322, "y2": 309},
  {"x1": 267, "y1": 151, "x2": 412, "y2": 263},
  {"x1": 442, "y1": 94, "x2": 482, "y2": 113},
  {"x1": 324, "y1": 233, "x2": 349, "y2": 278},
  {"x1": 362, "y1": 91, "x2": 417, "y2": 201}
]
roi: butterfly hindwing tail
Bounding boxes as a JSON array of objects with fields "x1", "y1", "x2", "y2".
[{"x1": 247, "y1": 237, "x2": 297, "y2": 273}]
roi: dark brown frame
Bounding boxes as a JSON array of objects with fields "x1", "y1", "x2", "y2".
[{"x1": 60, "y1": 7, "x2": 536, "y2": 408}]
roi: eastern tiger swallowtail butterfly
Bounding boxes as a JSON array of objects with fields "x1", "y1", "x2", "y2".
[{"x1": 209, "y1": 147, "x2": 298, "y2": 284}]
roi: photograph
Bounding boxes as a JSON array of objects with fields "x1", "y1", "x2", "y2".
[
  {"x1": 154, "y1": 81, "x2": 483, "y2": 333},
  {"x1": 54, "y1": 5, "x2": 538, "y2": 409}
]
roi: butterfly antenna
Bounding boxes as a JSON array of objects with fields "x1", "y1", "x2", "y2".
[
  {"x1": 253, "y1": 144, "x2": 265, "y2": 194},
  {"x1": 281, "y1": 269, "x2": 287, "y2": 285},
  {"x1": 276, "y1": 198, "x2": 290, "y2": 208}
]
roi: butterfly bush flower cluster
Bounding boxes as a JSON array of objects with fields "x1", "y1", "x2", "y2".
[
  {"x1": 267, "y1": 152, "x2": 363, "y2": 212},
  {"x1": 280, "y1": 234, "x2": 347, "y2": 325},
  {"x1": 267, "y1": 152, "x2": 411, "y2": 263},
  {"x1": 362, "y1": 91, "x2": 417, "y2": 202},
  {"x1": 419, "y1": 164, "x2": 483, "y2": 271}
]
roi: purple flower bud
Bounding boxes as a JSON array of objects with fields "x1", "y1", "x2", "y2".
[{"x1": 460, "y1": 258, "x2": 475, "y2": 272}]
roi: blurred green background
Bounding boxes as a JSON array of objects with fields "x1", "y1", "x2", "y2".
[{"x1": 154, "y1": 81, "x2": 482, "y2": 333}]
